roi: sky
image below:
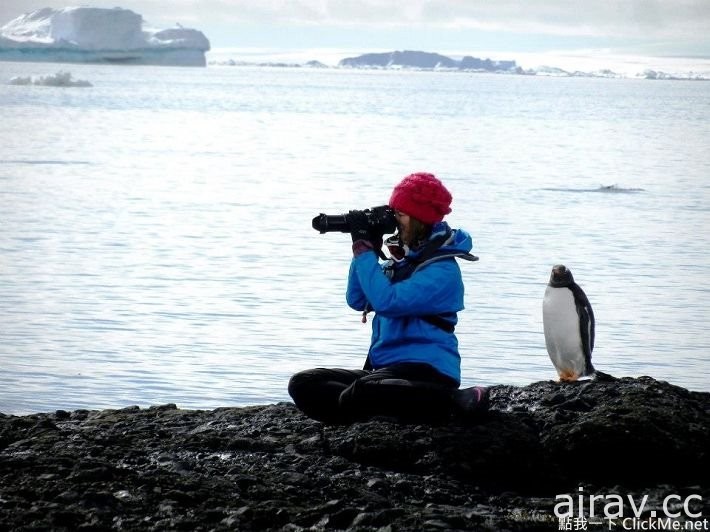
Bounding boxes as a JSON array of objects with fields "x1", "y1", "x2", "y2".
[{"x1": 2, "y1": 1, "x2": 710, "y2": 73}]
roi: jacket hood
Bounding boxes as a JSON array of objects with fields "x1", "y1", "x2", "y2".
[{"x1": 424, "y1": 221, "x2": 473, "y2": 256}]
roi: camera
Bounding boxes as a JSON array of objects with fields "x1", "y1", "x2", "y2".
[{"x1": 312, "y1": 205, "x2": 397, "y2": 235}]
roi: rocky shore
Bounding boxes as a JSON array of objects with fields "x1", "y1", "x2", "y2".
[{"x1": 1, "y1": 376, "x2": 708, "y2": 531}]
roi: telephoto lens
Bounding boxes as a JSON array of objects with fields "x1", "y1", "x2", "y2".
[
  {"x1": 311, "y1": 213, "x2": 349, "y2": 233},
  {"x1": 311, "y1": 205, "x2": 397, "y2": 235}
]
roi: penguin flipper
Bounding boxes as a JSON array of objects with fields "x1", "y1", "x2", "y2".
[{"x1": 571, "y1": 283, "x2": 595, "y2": 376}]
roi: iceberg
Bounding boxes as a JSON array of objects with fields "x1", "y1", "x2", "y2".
[{"x1": 0, "y1": 7, "x2": 210, "y2": 66}]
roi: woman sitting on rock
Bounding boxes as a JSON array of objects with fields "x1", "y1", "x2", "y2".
[{"x1": 289, "y1": 172, "x2": 489, "y2": 424}]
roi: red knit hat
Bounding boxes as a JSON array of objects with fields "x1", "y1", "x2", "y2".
[{"x1": 388, "y1": 172, "x2": 452, "y2": 225}]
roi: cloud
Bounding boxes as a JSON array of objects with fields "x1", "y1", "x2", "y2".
[
  {"x1": 1, "y1": 0, "x2": 708, "y2": 50},
  {"x1": 182, "y1": 0, "x2": 710, "y2": 38}
]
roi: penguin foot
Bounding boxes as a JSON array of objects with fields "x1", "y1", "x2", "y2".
[{"x1": 557, "y1": 369, "x2": 579, "y2": 382}]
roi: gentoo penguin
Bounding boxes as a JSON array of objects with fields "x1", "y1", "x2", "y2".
[{"x1": 543, "y1": 264, "x2": 595, "y2": 382}]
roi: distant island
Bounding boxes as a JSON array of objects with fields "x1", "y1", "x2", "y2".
[
  {"x1": 338, "y1": 50, "x2": 518, "y2": 72},
  {"x1": 210, "y1": 49, "x2": 710, "y2": 81}
]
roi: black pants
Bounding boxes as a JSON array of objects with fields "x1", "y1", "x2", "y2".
[{"x1": 288, "y1": 362, "x2": 459, "y2": 424}]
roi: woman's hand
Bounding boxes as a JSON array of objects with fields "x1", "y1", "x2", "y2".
[
  {"x1": 347, "y1": 210, "x2": 371, "y2": 243},
  {"x1": 348, "y1": 210, "x2": 384, "y2": 257}
]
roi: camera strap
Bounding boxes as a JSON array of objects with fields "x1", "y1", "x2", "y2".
[{"x1": 386, "y1": 230, "x2": 453, "y2": 283}]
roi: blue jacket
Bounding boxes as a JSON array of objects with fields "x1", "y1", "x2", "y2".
[{"x1": 346, "y1": 222, "x2": 475, "y2": 385}]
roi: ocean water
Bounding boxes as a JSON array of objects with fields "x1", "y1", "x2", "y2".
[{"x1": 1, "y1": 62, "x2": 708, "y2": 415}]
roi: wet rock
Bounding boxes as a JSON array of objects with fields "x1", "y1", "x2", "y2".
[{"x1": 0, "y1": 376, "x2": 707, "y2": 530}]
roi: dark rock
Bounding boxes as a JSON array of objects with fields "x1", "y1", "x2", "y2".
[
  {"x1": 55, "y1": 409, "x2": 71, "y2": 420},
  {"x1": 0, "y1": 376, "x2": 707, "y2": 530}
]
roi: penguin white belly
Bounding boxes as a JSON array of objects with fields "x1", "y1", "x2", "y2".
[{"x1": 543, "y1": 287, "x2": 586, "y2": 380}]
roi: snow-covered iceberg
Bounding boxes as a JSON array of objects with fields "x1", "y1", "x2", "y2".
[{"x1": 0, "y1": 7, "x2": 210, "y2": 66}]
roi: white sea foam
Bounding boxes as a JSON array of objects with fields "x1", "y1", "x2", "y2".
[{"x1": 9, "y1": 70, "x2": 92, "y2": 87}]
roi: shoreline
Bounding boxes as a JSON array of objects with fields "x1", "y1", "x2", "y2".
[{"x1": 1, "y1": 376, "x2": 708, "y2": 530}]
